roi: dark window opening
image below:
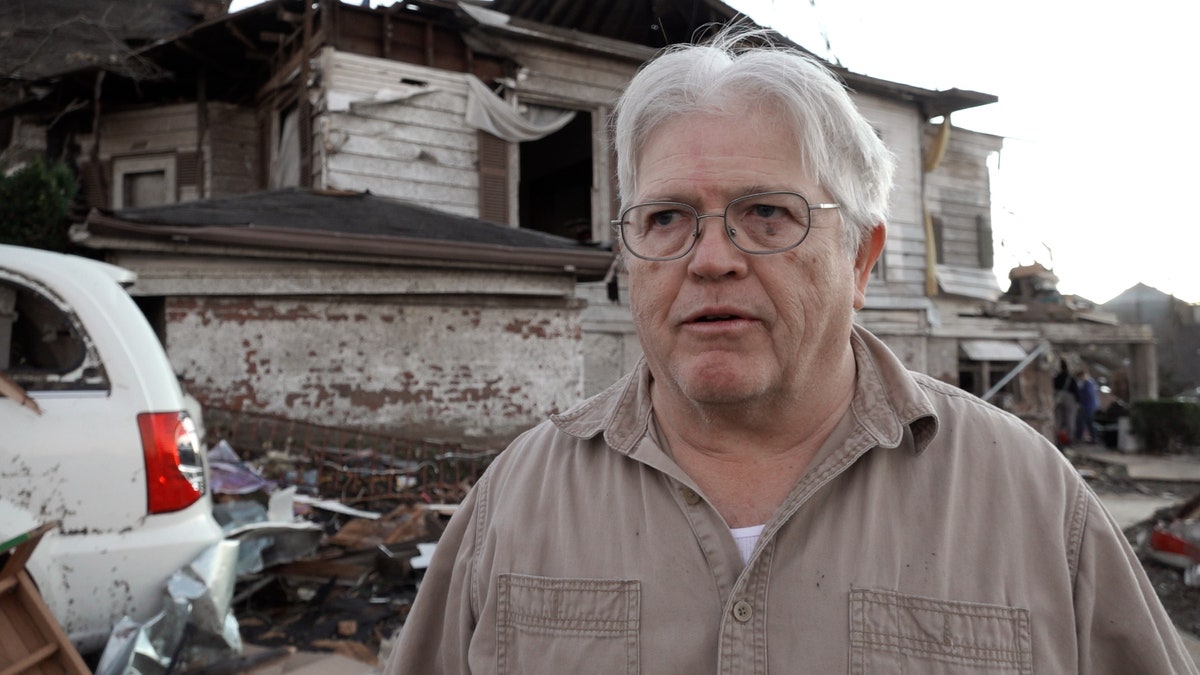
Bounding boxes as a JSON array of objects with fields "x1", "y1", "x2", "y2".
[
  {"x1": 519, "y1": 112, "x2": 593, "y2": 242},
  {"x1": 958, "y1": 361, "x2": 1021, "y2": 402},
  {"x1": 932, "y1": 216, "x2": 945, "y2": 264},
  {"x1": 134, "y1": 296, "x2": 168, "y2": 347},
  {"x1": 1, "y1": 280, "x2": 107, "y2": 391}
]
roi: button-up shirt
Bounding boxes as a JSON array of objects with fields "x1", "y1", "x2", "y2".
[{"x1": 385, "y1": 326, "x2": 1197, "y2": 674}]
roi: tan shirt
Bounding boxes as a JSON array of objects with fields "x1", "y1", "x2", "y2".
[{"x1": 385, "y1": 326, "x2": 1197, "y2": 674}]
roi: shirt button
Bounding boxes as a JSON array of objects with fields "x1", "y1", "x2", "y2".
[
  {"x1": 680, "y1": 487, "x2": 701, "y2": 505},
  {"x1": 732, "y1": 600, "x2": 753, "y2": 622}
]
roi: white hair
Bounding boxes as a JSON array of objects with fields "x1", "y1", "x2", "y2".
[{"x1": 612, "y1": 28, "x2": 896, "y2": 252}]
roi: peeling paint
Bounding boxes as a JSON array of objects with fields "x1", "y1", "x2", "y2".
[{"x1": 167, "y1": 296, "x2": 586, "y2": 445}]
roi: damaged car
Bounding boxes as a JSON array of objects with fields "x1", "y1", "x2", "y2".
[{"x1": 0, "y1": 244, "x2": 224, "y2": 655}]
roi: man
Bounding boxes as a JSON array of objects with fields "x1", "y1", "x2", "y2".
[
  {"x1": 1054, "y1": 359, "x2": 1081, "y2": 447},
  {"x1": 1076, "y1": 370, "x2": 1102, "y2": 444},
  {"x1": 385, "y1": 30, "x2": 1197, "y2": 673}
]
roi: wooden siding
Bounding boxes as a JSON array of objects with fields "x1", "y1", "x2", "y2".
[
  {"x1": 853, "y1": 93, "x2": 926, "y2": 298},
  {"x1": 492, "y1": 38, "x2": 636, "y2": 107},
  {"x1": 91, "y1": 103, "x2": 199, "y2": 159},
  {"x1": 925, "y1": 125, "x2": 1003, "y2": 269},
  {"x1": 319, "y1": 50, "x2": 481, "y2": 214}
]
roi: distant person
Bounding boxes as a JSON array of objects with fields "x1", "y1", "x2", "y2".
[
  {"x1": 1053, "y1": 359, "x2": 1080, "y2": 446},
  {"x1": 384, "y1": 27, "x2": 1198, "y2": 673},
  {"x1": 1076, "y1": 370, "x2": 1101, "y2": 444}
]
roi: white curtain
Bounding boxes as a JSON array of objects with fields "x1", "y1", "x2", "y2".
[{"x1": 464, "y1": 74, "x2": 575, "y2": 143}]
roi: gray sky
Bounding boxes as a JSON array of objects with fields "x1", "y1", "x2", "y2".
[{"x1": 732, "y1": 0, "x2": 1200, "y2": 303}]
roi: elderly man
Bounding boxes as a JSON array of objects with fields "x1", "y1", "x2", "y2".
[{"x1": 385, "y1": 31, "x2": 1196, "y2": 673}]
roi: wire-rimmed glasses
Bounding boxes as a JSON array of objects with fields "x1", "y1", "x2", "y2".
[{"x1": 612, "y1": 191, "x2": 839, "y2": 262}]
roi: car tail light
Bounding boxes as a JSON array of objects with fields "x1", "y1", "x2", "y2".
[{"x1": 138, "y1": 411, "x2": 207, "y2": 514}]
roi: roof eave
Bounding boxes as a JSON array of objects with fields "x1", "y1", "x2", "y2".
[
  {"x1": 77, "y1": 211, "x2": 616, "y2": 282},
  {"x1": 836, "y1": 67, "x2": 998, "y2": 118}
]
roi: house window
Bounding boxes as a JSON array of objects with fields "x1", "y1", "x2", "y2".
[
  {"x1": 518, "y1": 112, "x2": 594, "y2": 242},
  {"x1": 112, "y1": 155, "x2": 177, "y2": 209}
]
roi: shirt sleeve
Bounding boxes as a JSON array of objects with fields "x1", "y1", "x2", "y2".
[
  {"x1": 382, "y1": 477, "x2": 486, "y2": 675},
  {"x1": 1073, "y1": 491, "x2": 1199, "y2": 674}
]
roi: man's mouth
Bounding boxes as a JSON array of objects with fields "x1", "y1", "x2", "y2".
[{"x1": 693, "y1": 314, "x2": 739, "y2": 322}]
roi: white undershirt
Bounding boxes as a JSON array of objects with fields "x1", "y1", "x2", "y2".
[{"x1": 730, "y1": 524, "x2": 765, "y2": 564}]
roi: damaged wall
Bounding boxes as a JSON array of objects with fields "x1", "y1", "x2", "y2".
[
  {"x1": 318, "y1": 52, "x2": 482, "y2": 217},
  {"x1": 111, "y1": 254, "x2": 590, "y2": 448},
  {"x1": 167, "y1": 295, "x2": 584, "y2": 447},
  {"x1": 71, "y1": 101, "x2": 259, "y2": 207}
]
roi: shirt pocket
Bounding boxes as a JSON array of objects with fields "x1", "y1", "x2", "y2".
[
  {"x1": 849, "y1": 588, "x2": 1032, "y2": 675},
  {"x1": 496, "y1": 574, "x2": 640, "y2": 675}
]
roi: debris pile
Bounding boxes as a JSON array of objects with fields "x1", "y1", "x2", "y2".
[
  {"x1": 157, "y1": 408, "x2": 501, "y2": 670},
  {"x1": 1139, "y1": 493, "x2": 1200, "y2": 586}
]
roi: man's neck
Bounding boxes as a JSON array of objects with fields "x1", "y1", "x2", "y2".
[{"x1": 651, "y1": 352, "x2": 858, "y2": 528}]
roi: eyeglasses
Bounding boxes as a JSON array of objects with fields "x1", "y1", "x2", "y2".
[{"x1": 612, "y1": 191, "x2": 839, "y2": 262}]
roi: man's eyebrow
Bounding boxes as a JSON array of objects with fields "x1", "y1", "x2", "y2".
[{"x1": 638, "y1": 186, "x2": 789, "y2": 202}]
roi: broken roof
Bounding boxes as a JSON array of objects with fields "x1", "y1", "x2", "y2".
[
  {"x1": 0, "y1": 0, "x2": 223, "y2": 108},
  {"x1": 466, "y1": 0, "x2": 745, "y2": 50},
  {"x1": 76, "y1": 188, "x2": 616, "y2": 280},
  {"x1": 4, "y1": 0, "x2": 996, "y2": 121}
]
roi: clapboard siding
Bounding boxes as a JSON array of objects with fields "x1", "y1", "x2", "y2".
[
  {"x1": 496, "y1": 39, "x2": 635, "y2": 105},
  {"x1": 926, "y1": 125, "x2": 1002, "y2": 269},
  {"x1": 320, "y1": 50, "x2": 480, "y2": 215},
  {"x1": 854, "y1": 92, "x2": 926, "y2": 299},
  {"x1": 332, "y1": 133, "x2": 477, "y2": 168},
  {"x1": 90, "y1": 103, "x2": 198, "y2": 159},
  {"x1": 328, "y1": 112, "x2": 475, "y2": 149},
  {"x1": 326, "y1": 150, "x2": 477, "y2": 186},
  {"x1": 326, "y1": 49, "x2": 473, "y2": 97}
]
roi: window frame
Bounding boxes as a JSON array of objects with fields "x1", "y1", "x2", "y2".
[{"x1": 111, "y1": 154, "x2": 177, "y2": 209}]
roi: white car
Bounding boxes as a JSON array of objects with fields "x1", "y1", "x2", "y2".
[{"x1": 0, "y1": 244, "x2": 223, "y2": 655}]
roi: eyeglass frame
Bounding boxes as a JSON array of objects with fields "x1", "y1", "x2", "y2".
[{"x1": 610, "y1": 191, "x2": 840, "y2": 262}]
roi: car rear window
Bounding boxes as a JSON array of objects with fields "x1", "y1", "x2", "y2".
[{"x1": 1, "y1": 279, "x2": 109, "y2": 392}]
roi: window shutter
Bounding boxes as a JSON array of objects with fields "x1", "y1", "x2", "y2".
[
  {"x1": 82, "y1": 159, "x2": 110, "y2": 209},
  {"x1": 177, "y1": 151, "x2": 199, "y2": 193},
  {"x1": 477, "y1": 131, "x2": 509, "y2": 224},
  {"x1": 976, "y1": 214, "x2": 994, "y2": 269},
  {"x1": 932, "y1": 216, "x2": 945, "y2": 264}
]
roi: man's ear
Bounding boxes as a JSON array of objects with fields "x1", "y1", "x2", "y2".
[{"x1": 852, "y1": 224, "x2": 886, "y2": 309}]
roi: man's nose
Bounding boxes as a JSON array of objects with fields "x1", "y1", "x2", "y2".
[{"x1": 687, "y1": 214, "x2": 747, "y2": 277}]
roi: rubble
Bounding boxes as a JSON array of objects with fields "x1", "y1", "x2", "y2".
[{"x1": 201, "y1": 425, "x2": 493, "y2": 669}]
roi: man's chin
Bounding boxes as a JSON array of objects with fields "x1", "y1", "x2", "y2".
[{"x1": 671, "y1": 360, "x2": 771, "y2": 405}]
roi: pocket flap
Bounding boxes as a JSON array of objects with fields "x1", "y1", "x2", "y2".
[{"x1": 850, "y1": 588, "x2": 1032, "y2": 673}]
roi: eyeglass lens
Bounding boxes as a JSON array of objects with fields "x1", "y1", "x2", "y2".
[{"x1": 620, "y1": 192, "x2": 812, "y2": 260}]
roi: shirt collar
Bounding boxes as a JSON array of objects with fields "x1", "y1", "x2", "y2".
[{"x1": 551, "y1": 324, "x2": 939, "y2": 456}]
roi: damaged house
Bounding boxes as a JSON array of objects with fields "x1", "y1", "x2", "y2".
[{"x1": 0, "y1": 0, "x2": 1157, "y2": 448}]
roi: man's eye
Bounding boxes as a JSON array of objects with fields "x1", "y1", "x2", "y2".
[
  {"x1": 649, "y1": 210, "x2": 685, "y2": 227},
  {"x1": 750, "y1": 204, "x2": 781, "y2": 219}
]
